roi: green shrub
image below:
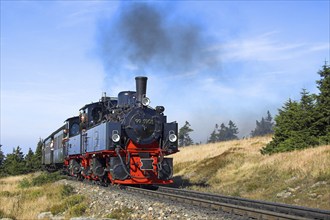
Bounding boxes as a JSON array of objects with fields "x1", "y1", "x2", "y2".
[
  {"x1": 49, "y1": 194, "x2": 86, "y2": 215},
  {"x1": 0, "y1": 191, "x2": 13, "y2": 197},
  {"x1": 18, "y1": 178, "x2": 31, "y2": 188},
  {"x1": 18, "y1": 172, "x2": 64, "y2": 189},
  {"x1": 60, "y1": 184, "x2": 75, "y2": 198},
  {"x1": 68, "y1": 203, "x2": 87, "y2": 217},
  {"x1": 21, "y1": 189, "x2": 44, "y2": 200},
  {"x1": 31, "y1": 172, "x2": 63, "y2": 186},
  {"x1": 316, "y1": 170, "x2": 330, "y2": 182},
  {"x1": 50, "y1": 203, "x2": 66, "y2": 215},
  {"x1": 65, "y1": 194, "x2": 85, "y2": 207},
  {"x1": 107, "y1": 207, "x2": 133, "y2": 219},
  {"x1": 30, "y1": 190, "x2": 43, "y2": 198}
]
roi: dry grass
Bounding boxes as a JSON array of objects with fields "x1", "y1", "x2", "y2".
[
  {"x1": 172, "y1": 136, "x2": 330, "y2": 210},
  {"x1": 0, "y1": 173, "x2": 57, "y2": 219},
  {"x1": 0, "y1": 172, "x2": 86, "y2": 219}
]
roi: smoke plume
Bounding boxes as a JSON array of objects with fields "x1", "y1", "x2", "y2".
[{"x1": 97, "y1": 3, "x2": 219, "y2": 77}]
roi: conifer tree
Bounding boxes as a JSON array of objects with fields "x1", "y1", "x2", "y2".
[
  {"x1": 25, "y1": 148, "x2": 35, "y2": 173},
  {"x1": 3, "y1": 146, "x2": 26, "y2": 175},
  {"x1": 315, "y1": 63, "x2": 330, "y2": 144},
  {"x1": 251, "y1": 111, "x2": 274, "y2": 137},
  {"x1": 0, "y1": 145, "x2": 4, "y2": 168},
  {"x1": 217, "y1": 121, "x2": 239, "y2": 142},
  {"x1": 178, "y1": 121, "x2": 194, "y2": 147},
  {"x1": 261, "y1": 90, "x2": 318, "y2": 154},
  {"x1": 208, "y1": 124, "x2": 219, "y2": 143},
  {"x1": 33, "y1": 139, "x2": 43, "y2": 170},
  {"x1": 218, "y1": 123, "x2": 228, "y2": 141},
  {"x1": 261, "y1": 63, "x2": 330, "y2": 154},
  {"x1": 0, "y1": 145, "x2": 5, "y2": 176},
  {"x1": 261, "y1": 99, "x2": 299, "y2": 154},
  {"x1": 208, "y1": 130, "x2": 218, "y2": 143},
  {"x1": 299, "y1": 89, "x2": 318, "y2": 136},
  {"x1": 227, "y1": 120, "x2": 239, "y2": 140}
]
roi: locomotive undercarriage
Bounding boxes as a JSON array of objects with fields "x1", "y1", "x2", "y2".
[
  {"x1": 43, "y1": 163, "x2": 64, "y2": 173},
  {"x1": 64, "y1": 140, "x2": 173, "y2": 185}
]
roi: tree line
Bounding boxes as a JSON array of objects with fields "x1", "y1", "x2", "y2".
[
  {"x1": 0, "y1": 140, "x2": 43, "y2": 177},
  {"x1": 207, "y1": 120, "x2": 239, "y2": 143},
  {"x1": 261, "y1": 64, "x2": 330, "y2": 154},
  {"x1": 178, "y1": 63, "x2": 329, "y2": 154},
  {"x1": 178, "y1": 111, "x2": 275, "y2": 147}
]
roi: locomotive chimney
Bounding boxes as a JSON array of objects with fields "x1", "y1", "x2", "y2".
[{"x1": 135, "y1": 76, "x2": 148, "y2": 106}]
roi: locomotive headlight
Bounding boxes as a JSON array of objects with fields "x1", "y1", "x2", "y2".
[
  {"x1": 142, "y1": 97, "x2": 150, "y2": 106},
  {"x1": 112, "y1": 130, "x2": 120, "y2": 142},
  {"x1": 169, "y1": 130, "x2": 177, "y2": 143},
  {"x1": 112, "y1": 134, "x2": 120, "y2": 142}
]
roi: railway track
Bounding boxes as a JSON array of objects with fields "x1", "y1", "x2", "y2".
[
  {"x1": 66, "y1": 176, "x2": 329, "y2": 219},
  {"x1": 124, "y1": 186, "x2": 330, "y2": 220}
]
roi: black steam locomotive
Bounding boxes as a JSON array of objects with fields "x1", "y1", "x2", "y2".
[{"x1": 42, "y1": 77, "x2": 178, "y2": 185}]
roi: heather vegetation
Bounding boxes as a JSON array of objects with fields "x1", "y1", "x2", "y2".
[{"x1": 172, "y1": 136, "x2": 330, "y2": 210}]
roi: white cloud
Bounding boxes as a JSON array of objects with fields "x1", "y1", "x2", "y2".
[
  {"x1": 56, "y1": 2, "x2": 118, "y2": 29},
  {"x1": 211, "y1": 31, "x2": 329, "y2": 62}
]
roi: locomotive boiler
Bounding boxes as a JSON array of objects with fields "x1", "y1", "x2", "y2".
[{"x1": 42, "y1": 77, "x2": 178, "y2": 185}]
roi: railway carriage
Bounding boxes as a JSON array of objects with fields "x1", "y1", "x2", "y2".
[{"x1": 42, "y1": 125, "x2": 66, "y2": 171}]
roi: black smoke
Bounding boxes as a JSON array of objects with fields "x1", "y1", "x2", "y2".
[{"x1": 97, "y1": 3, "x2": 219, "y2": 76}]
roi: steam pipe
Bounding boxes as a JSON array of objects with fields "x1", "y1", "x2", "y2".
[{"x1": 135, "y1": 76, "x2": 148, "y2": 106}]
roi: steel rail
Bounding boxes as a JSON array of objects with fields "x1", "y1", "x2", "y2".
[
  {"x1": 156, "y1": 186, "x2": 330, "y2": 220},
  {"x1": 64, "y1": 176, "x2": 329, "y2": 219},
  {"x1": 124, "y1": 186, "x2": 330, "y2": 220}
]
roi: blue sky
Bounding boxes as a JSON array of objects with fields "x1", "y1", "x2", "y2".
[{"x1": 1, "y1": 1, "x2": 329, "y2": 154}]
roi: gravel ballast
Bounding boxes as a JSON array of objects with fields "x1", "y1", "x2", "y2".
[{"x1": 49, "y1": 179, "x2": 234, "y2": 220}]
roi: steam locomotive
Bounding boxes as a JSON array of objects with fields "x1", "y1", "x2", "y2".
[{"x1": 42, "y1": 77, "x2": 178, "y2": 185}]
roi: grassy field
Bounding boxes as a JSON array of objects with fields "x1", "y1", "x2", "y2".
[
  {"x1": 0, "y1": 172, "x2": 88, "y2": 219},
  {"x1": 1, "y1": 137, "x2": 329, "y2": 219},
  {"x1": 172, "y1": 136, "x2": 330, "y2": 210}
]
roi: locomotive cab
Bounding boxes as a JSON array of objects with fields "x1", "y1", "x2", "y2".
[
  {"x1": 79, "y1": 96, "x2": 118, "y2": 128},
  {"x1": 79, "y1": 103, "x2": 103, "y2": 128}
]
